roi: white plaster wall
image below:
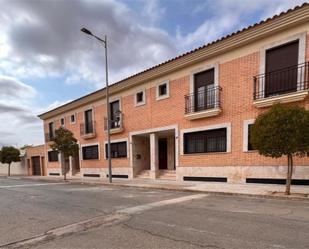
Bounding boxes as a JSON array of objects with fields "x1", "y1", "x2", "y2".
[
  {"x1": 0, "y1": 161, "x2": 27, "y2": 176},
  {"x1": 167, "y1": 137, "x2": 175, "y2": 170},
  {"x1": 177, "y1": 166, "x2": 309, "y2": 183},
  {"x1": 131, "y1": 136, "x2": 150, "y2": 176}
]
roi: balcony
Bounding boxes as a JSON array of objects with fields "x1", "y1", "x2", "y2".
[
  {"x1": 104, "y1": 112, "x2": 124, "y2": 134},
  {"x1": 45, "y1": 133, "x2": 55, "y2": 143},
  {"x1": 184, "y1": 86, "x2": 222, "y2": 120},
  {"x1": 253, "y1": 62, "x2": 309, "y2": 108},
  {"x1": 80, "y1": 121, "x2": 96, "y2": 139}
]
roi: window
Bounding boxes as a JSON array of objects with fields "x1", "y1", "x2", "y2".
[
  {"x1": 194, "y1": 68, "x2": 215, "y2": 111},
  {"x1": 60, "y1": 118, "x2": 65, "y2": 127},
  {"x1": 135, "y1": 90, "x2": 145, "y2": 106},
  {"x1": 84, "y1": 109, "x2": 93, "y2": 134},
  {"x1": 265, "y1": 40, "x2": 299, "y2": 97},
  {"x1": 159, "y1": 84, "x2": 167, "y2": 96},
  {"x1": 82, "y1": 145, "x2": 99, "y2": 160},
  {"x1": 110, "y1": 100, "x2": 121, "y2": 129},
  {"x1": 247, "y1": 124, "x2": 255, "y2": 151},
  {"x1": 70, "y1": 114, "x2": 76, "y2": 124},
  {"x1": 105, "y1": 141, "x2": 127, "y2": 158},
  {"x1": 156, "y1": 81, "x2": 169, "y2": 100},
  {"x1": 184, "y1": 128, "x2": 227, "y2": 154},
  {"x1": 48, "y1": 151, "x2": 58, "y2": 162},
  {"x1": 48, "y1": 122, "x2": 54, "y2": 140}
]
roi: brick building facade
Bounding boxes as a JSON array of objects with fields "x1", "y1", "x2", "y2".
[{"x1": 39, "y1": 4, "x2": 309, "y2": 183}]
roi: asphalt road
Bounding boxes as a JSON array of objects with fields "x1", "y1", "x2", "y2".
[{"x1": 0, "y1": 177, "x2": 308, "y2": 249}]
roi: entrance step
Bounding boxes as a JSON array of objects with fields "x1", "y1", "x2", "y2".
[
  {"x1": 136, "y1": 170, "x2": 151, "y2": 179},
  {"x1": 73, "y1": 171, "x2": 81, "y2": 177},
  {"x1": 157, "y1": 170, "x2": 176, "y2": 180}
]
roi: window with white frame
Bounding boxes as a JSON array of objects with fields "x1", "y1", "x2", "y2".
[
  {"x1": 243, "y1": 120, "x2": 256, "y2": 152},
  {"x1": 70, "y1": 114, "x2": 76, "y2": 124},
  {"x1": 60, "y1": 117, "x2": 65, "y2": 127},
  {"x1": 135, "y1": 90, "x2": 145, "y2": 106},
  {"x1": 82, "y1": 145, "x2": 99, "y2": 160},
  {"x1": 184, "y1": 128, "x2": 227, "y2": 154},
  {"x1": 156, "y1": 81, "x2": 169, "y2": 100},
  {"x1": 105, "y1": 141, "x2": 127, "y2": 158}
]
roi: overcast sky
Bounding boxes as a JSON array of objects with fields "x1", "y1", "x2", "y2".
[{"x1": 0, "y1": 0, "x2": 305, "y2": 147}]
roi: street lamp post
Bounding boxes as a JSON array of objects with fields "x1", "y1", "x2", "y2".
[{"x1": 81, "y1": 27, "x2": 112, "y2": 183}]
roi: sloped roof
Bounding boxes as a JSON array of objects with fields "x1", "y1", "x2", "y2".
[{"x1": 39, "y1": 3, "x2": 309, "y2": 119}]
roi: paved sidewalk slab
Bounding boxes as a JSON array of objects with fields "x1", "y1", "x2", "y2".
[{"x1": 14, "y1": 175, "x2": 309, "y2": 201}]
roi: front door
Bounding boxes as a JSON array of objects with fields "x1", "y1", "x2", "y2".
[
  {"x1": 32, "y1": 156, "x2": 41, "y2": 176},
  {"x1": 158, "y1": 138, "x2": 168, "y2": 170}
]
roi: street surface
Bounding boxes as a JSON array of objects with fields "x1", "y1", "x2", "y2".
[{"x1": 0, "y1": 177, "x2": 308, "y2": 249}]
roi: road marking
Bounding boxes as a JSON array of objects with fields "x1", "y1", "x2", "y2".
[
  {"x1": 0, "y1": 193, "x2": 208, "y2": 248},
  {"x1": 0, "y1": 183, "x2": 67, "y2": 189},
  {"x1": 119, "y1": 194, "x2": 208, "y2": 214}
]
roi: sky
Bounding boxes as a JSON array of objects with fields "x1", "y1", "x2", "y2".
[{"x1": 0, "y1": 0, "x2": 306, "y2": 147}]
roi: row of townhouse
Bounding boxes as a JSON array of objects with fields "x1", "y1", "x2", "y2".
[{"x1": 38, "y1": 4, "x2": 309, "y2": 183}]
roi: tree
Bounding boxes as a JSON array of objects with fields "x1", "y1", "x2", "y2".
[
  {"x1": 50, "y1": 127, "x2": 79, "y2": 180},
  {"x1": 250, "y1": 104, "x2": 309, "y2": 195},
  {"x1": 0, "y1": 146, "x2": 21, "y2": 176}
]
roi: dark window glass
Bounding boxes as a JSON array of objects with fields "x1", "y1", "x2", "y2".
[
  {"x1": 248, "y1": 124, "x2": 255, "y2": 151},
  {"x1": 84, "y1": 109, "x2": 93, "y2": 133},
  {"x1": 184, "y1": 128, "x2": 227, "y2": 154},
  {"x1": 105, "y1": 142, "x2": 127, "y2": 158},
  {"x1": 110, "y1": 100, "x2": 120, "y2": 129},
  {"x1": 136, "y1": 91, "x2": 144, "y2": 103},
  {"x1": 158, "y1": 84, "x2": 167, "y2": 96},
  {"x1": 265, "y1": 40, "x2": 299, "y2": 97},
  {"x1": 70, "y1": 114, "x2": 75, "y2": 123},
  {"x1": 194, "y1": 68, "x2": 215, "y2": 111},
  {"x1": 82, "y1": 145, "x2": 99, "y2": 160},
  {"x1": 48, "y1": 122, "x2": 54, "y2": 139},
  {"x1": 48, "y1": 151, "x2": 58, "y2": 162}
]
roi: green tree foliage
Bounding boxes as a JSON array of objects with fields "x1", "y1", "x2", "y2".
[
  {"x1": 0, "y1": 146, "x2": 21, "y2": 176},
  {"x1": 50, "y1": 127, "x2": 79, "y2": 180},
  {"x1": 250, "y1": 104, "x2": 309, "y2": 195}
]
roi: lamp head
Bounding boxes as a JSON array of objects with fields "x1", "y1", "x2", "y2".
[{"x1": 81, "y1": 28, "x2": 92, "y2": 36}]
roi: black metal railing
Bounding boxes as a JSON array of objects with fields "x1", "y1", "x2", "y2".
[
  {"x1": 104, "y1": 113, "x2": 123, "y2": 131},
  {"x1": 253, "y1": 62, "x2": 309, "y2": 100},
  {"x1": 185, "y1": 86, "x2": 222, "y2": 114},
  {"x1": 45, "y1": 133, "x2": 55, "y2": 142},
  {"x1": 80, "y1": 121, "x2": 96, "y2": 136}
]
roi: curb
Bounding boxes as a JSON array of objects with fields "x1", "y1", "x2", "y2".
[{"x1": 19, "y1": 176, "x2": 309, "y2": 202}]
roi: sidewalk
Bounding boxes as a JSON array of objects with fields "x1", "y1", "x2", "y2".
[{"x1": 17, "y1": 175, "x2": 309, "y2": 201}]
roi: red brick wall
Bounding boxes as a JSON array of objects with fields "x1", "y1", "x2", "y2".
[{"x1": 43, "y1": 33, "x2": 309, "y2": 171}]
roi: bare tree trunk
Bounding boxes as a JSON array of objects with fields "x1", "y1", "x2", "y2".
[
  {"x1": 8, "y1": 163, "x2": 11, "y2": 177},
  {"x1": 285, "y1": 155, "x2": 293, "y2": 195}
]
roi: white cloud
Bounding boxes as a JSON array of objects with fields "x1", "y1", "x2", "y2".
[{"x1": 0, "y1": 76, "x2": 36, "y2": 99}]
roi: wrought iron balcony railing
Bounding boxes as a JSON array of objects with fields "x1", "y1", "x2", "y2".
[
  {"x1": 104, "y1": 112, "x2": 123, "y2": 131},
  {"x1": 253, "y1": 62, "x2": 309, "y2": 100},
  {"x1": 45, "y1": 133, "x2": 55, "y2": 142},
  {"x1": 80, "y1": 121, "x2": 96, "y2": 138},
  {"x1": 185, "y1": 86, "x2": 222, "y2": 114}
]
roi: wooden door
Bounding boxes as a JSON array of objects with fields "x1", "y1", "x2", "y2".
[{"x1": 31, "y1": 156, "x2": 41, "y2": 176}]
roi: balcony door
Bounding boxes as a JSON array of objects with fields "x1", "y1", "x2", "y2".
[
  {"x1": 110, "y1": 100, "x2": 120, "y2": 129},
  {"x1": 84, "y1": 109, "x2": 93, "y2": 134},
  {"x1": 194, "y1": 68, "x2": 215, "y2": 112},
  {"x1": 265, "y1": 40, "x2": 299, "y2": 97}
]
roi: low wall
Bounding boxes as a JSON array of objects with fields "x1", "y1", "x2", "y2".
[{"x1": 0, "y1": 161, "x2": 27, "y2": 176}]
